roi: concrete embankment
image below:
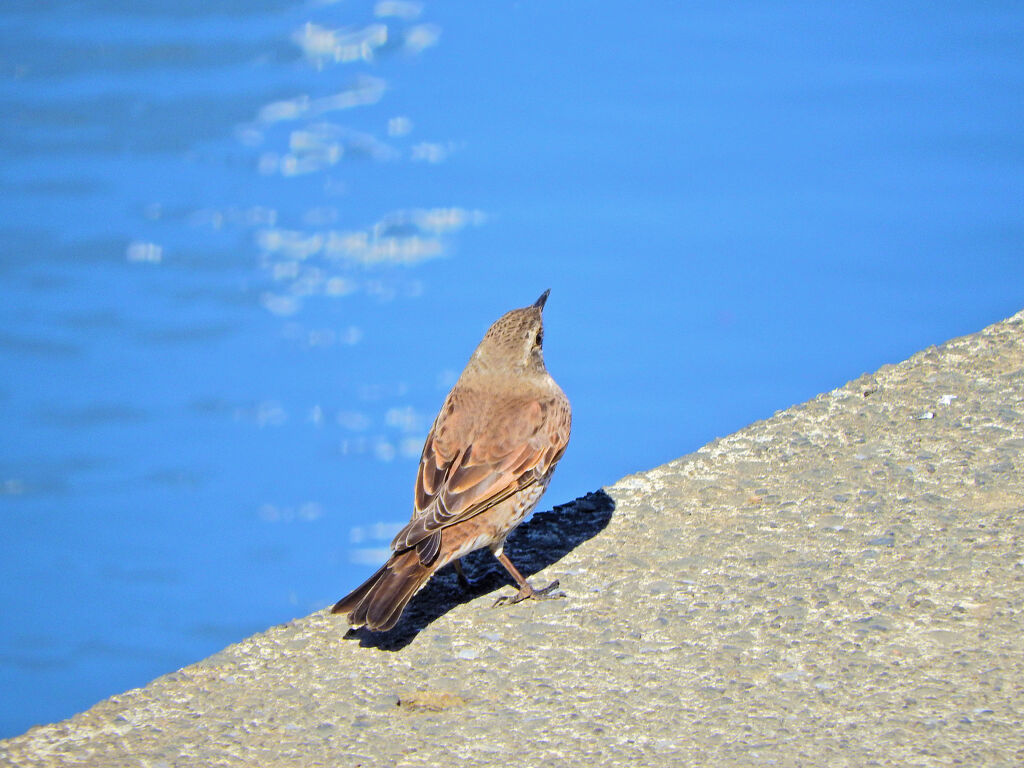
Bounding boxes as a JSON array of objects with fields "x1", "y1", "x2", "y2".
[{"x1": 3, "y1": 310, "x2": 1023, "y2": 767}]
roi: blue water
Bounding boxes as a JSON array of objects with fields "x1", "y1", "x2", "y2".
[{"x1": 2, "y1": 0, "x2": 1022, "y2": 737}]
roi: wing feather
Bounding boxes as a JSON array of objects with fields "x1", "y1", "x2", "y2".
[{"x1": 392, "y1": 393, "x2": 569, "y2": 554}]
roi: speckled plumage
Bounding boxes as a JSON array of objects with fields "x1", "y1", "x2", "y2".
[{"x1": 332, "y1": 291, "x2": 571, "y2": 631}]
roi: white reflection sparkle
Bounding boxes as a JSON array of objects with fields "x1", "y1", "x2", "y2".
[
  {"x1": 374, "y1": 439, "x2": 396, "y2": 462},
  {"x1": 399, "y1": 437, "x2": 423, "y2": 459},
  {"x1": 257, "y1": 207, "x2": 484, "y2": 280},
  {"x1": 387, "y1": 116, "x2": 413, "y2": 136},
  {"x1": 126, "y1": 241, "x2": 163, "y2": 264},
  {"x1": 410, "y1": 141, "x2": 451, "y2": 163},
  {"x1": 293, "y1": 22, "x2": 388, "y2": 67},
  {"x1": 350, "y1": 547, "x2": 392, "y2": 565},
  {"x1": 405, "y1": 23, "x2": 440, "y2": 53},
  {"x1": 258, "y1": 502, "x2": 324, "y2": 523},
  {"x1": 260, "y1": 293, "x2": 300, "y2": 316},
  {"x1": 325, "y1": 276, "x2": 356, "y2": 296},
  {"x1": 257, "y1": 77, "x2": 386, "y2": 125},
  {"x1": 375, "y1": 1, "x2": 422, "y2": 21},
  {"x1": 384, "y1": 405, "x2": 422, "y2": 432},
  {"x1": 258, "y1": 122, "x2": 398, "y2": 177},
  {"x1": 308, "y1": 405, "x2": 324, "y2": 426},
  {"x1": 336, "y1": 410, "x2": 371, "y2": 430},
  {"x1": 350, "y1": 521, "x2": 403, "y2": 543}
]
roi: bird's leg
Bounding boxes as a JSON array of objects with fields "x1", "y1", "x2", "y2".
[
  {"x1": 491, "y1": 551, "x2": 564, "y2": 607},
  {"x1": 453, "y1": 559, "x2": 472, "y2": 591}
]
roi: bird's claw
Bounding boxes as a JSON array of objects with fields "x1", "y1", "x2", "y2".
[
  {"x1": 534, "y1": 579, "x2": 565, "y2": 599},
  {"x1": 492, "y1": 579, "x2": 564, "y2": 608}
]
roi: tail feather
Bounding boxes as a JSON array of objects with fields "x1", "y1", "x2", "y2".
[
  {"x1": 330, "y1": 564, "x2": 387, "y2": 616},
  {"x1": 331, "y1": 549, "x2": 433, "y2": 632}
]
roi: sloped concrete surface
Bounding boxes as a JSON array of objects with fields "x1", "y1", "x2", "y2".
[{"x1": 3, "y1": 310, "x2": 1023, "y2": 767}]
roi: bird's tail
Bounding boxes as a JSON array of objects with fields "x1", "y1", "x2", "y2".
[{"x1": 330, "y1": 548, "x2": 433, "y2": 631}]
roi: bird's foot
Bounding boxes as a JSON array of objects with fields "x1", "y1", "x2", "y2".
[
  {"x1": 453, "y1": 560, "x2": 473, "y2": 592},
  {"x1": 492, "y1": 579, "x2": 564, "y2": 608}
]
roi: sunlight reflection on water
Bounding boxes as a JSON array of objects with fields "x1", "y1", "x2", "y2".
[{"x1": 0, "y1": 0, "x2": 482, "y2": 735}]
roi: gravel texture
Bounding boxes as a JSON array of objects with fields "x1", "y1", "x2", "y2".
[{"x1": 3, "y1": 310, "x2": 1023, "y2": 767}]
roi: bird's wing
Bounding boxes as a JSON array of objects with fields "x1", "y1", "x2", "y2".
[{"x1": 390, "y1": 393, "x2": 570, "y2": 554}]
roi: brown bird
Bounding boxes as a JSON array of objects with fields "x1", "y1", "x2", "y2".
[{"x1": 331, "y1": 290, "x2": 572, "y2": 631}]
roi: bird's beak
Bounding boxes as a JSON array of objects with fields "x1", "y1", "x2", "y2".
[{"x1": 533, "y1": 289, "x2": 550, "y2": 310}]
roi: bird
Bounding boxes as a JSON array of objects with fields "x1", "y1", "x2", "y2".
[{"x1": 331, "y1": 290, "x2": 572, "y2": 632}]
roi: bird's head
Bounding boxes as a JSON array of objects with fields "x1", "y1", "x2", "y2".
[{"x1": 474, "y1": 290, "x2": 551, "y2": 376}]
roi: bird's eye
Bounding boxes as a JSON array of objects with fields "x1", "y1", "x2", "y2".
[{"x1": 534, "y1": 330, "x2": 543, "y2": 346}]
